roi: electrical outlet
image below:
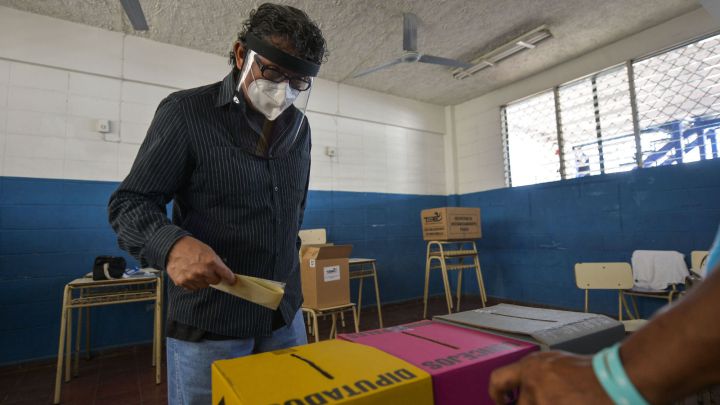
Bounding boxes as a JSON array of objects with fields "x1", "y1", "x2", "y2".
[
  {"x1": 325, "y1": 146, "x2": 337, "y2": 158},
  {"x1": 95, "y1": 119, "x2": 111, "y2": 133}
]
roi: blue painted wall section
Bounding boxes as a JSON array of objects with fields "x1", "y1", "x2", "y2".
[
  {"x1": 1, "y1": 158, "x2": 718, "y2": 364},
  {"x1": 458, "y1": 159, "x2": 720, "y2": 317},
  {"x1": 0, "y1": 178, "x2": 150, "y2": 365},
  {"x1": 0, "y1": 178, "x2": 447, "y2": 365},
  {"x1": 301, "y1": 190, "x2": 449, "y2": 309}
]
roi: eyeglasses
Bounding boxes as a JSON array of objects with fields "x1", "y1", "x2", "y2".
[{"x1": 255, "y1": 59, "x2": 312, "y2": 91}]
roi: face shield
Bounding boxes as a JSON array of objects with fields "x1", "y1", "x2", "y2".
[{"x1": 234, "y1": 33, "x2": 320, "y2": 152}]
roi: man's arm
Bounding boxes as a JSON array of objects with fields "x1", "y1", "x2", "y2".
[
  {"x1": 109, "y1": 97, "x2": 190, "y2": 268},
  {"x1": 490, "y1": 262, "x2": 720, "y2": 404},
  {"x1": 108, "y1": 97, "x2": 234, "y2": 289},
  {"x1": 621, "y1": 262, "x2": 720, "y2": 403}
]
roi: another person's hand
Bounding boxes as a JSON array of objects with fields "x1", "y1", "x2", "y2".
[
  {"x1": 166, "y1": 236, "x2": 236, "y2": 290},
  {"x1": 489, "y1": 351, "x2": 612, "y2": 405}
]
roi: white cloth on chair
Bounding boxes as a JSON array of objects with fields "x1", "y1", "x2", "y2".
[{"x1": 631, "y1": 250, "x2": 688, "y2": 290}]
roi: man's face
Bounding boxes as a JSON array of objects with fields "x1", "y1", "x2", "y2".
[{"x1": 233, "y1": 40, "x2": 311, "y2": 110}]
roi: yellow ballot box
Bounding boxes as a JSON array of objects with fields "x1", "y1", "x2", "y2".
[{"x1": 212, "y1": 340, "x2": 434, "y2": 405}]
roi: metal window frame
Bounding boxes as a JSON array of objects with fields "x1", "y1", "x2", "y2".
[
  {"x1": 501, "y1": 31, "x2": 720, "y2": 187},
  {"x1": 590, "y1": 76, "x2": 606, "y2": 174},
  {"x1": 501, "y1": 91, "x2": 561, "y2": 187},
  {"x1": 552, "y1": 86, "x2": 566, "y2": 179},
  {"x1": 626, "y1": 60, "x2": 643, "y2": 168},
  {"x1": 500, "y1": 106, "x2": 513, "y2": 187},
  {"x1": 630, "y1": 30, "x2": 720, "y2": 168}
]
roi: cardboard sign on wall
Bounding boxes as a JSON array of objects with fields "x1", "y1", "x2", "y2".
[
  {"x1": 421, "y1": 207, "x2": 481, "y2": 241},
  {"x1": 212, "y1": 339, "x2": 434, "y2": 405},
  {"x1": 300, "y1": 245, "x2": 353, "y2": 309}
]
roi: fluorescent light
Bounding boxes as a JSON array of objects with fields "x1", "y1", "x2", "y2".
[
  {"x1": 453, "y1": 25, "x2": 552, "y2": 80},
  {"x1": 516, "y1": 41, "x2": 536, "y2": 49},
  {"x1": 121, "y1": 0, "x2": 149, "y2": 31}
]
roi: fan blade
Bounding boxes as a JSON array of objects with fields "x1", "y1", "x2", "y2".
[
  {"x1": 419, "y1": 54, "x2": 472, "y2": 69},
  {"x1": 352, "y1": 58, "x2": 405, "y2": 78},
  {"x1": 403, "y1": 13, "x2": 418, "y2": 52},
  {"x1": 121, "y1": 0, "x2": 149, "y2": 31}
]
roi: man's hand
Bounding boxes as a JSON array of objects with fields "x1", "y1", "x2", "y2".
[
  {"x1": 489, "y1": 351, "x2": 612, "y2": 405},
  {"x1": 166, "y1": 236, "x2": 236, "y2": 290}
]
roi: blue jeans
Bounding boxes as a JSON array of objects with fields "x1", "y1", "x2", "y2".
[{"x1": 166, "y1": 310, "x2": 307, "y2": 405}]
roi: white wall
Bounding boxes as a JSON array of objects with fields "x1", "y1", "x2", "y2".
[
  {"x1": 452, "y1": 7, "x2": 720, "y2": 194},
  {"x1": 0, "y1": 6, "x2": 446, "y2": 196},
  {"x1": 304, "y1": 81, "x2": 446, "y2": 195},
  {"x1": 443, "y1": 105, "x2": 458, "y2": 196}
]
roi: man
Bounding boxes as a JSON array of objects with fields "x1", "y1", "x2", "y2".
[
  {"x1": 108, "y1": 4, "x2": 327, "y2": 404},
  {"x1": 489, "y1": 226, "x2": 720, "y2": 404}
]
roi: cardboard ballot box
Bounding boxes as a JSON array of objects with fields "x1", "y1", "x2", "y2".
[
  {"x1": 300, "y1": 245, "x2": 353, "y2": 309},
  {"x1": 339, "y1": 320, "x2": 537, "y2": 405},
  {"x1": 421, "y1": 207, "x2": 481, "y2": 241},
  {"x1": 212, "y1": 339, "x2": 433, "y2": 405},
  {"x1": 434, "y1": 304, "x2": 625, "y2": 354}
]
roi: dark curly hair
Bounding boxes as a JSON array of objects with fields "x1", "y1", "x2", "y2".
[{"x1": 229, "y1": 3, "x2": 327, "y2": 67}]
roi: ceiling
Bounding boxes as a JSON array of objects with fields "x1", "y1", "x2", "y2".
[{"x1": 0, "y1": 0, "x2": 701, "y2": 105}]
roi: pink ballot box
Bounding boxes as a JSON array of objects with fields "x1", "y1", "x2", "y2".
[{"x1": 338, "y1": 320, "x2": 538, "y2": 405}]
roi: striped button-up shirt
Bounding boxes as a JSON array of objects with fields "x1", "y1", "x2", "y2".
[{"x1": 108, "y1": 71, "x2": 311, "y2": 338}]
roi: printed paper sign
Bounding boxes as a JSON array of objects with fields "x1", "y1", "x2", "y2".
[
  {"x1": 310, "y1": 259, "x2": 316, "y2": 268},
  {"x1": 323, "y1": 265, "x2": 341, "y2": 282}
]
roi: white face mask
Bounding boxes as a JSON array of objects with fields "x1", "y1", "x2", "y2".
[{"x1": 246, "y1": 79, "x2": 300, "y2": 121}]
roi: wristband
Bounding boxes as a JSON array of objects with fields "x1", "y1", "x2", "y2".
[{"x1": 592, "y1": 344, "x2": 650, "y2": 405}]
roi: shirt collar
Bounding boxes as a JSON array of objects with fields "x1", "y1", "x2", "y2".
[{"x1": 215, "y1": 71, "x2": 237, "y2": 108}]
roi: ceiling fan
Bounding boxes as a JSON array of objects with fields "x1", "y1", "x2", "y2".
[
  {"x1": 352, "y1": 13, "x2": 473, "y2": 78},
  {"x1": 120, "y1": 0, "x2": 149, "y2": 31}
]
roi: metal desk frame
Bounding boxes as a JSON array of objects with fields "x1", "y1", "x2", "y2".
[
  {"x1": 302, "y1": 303, "x2": 358, "y2": 342},
  {"x1": 53, "y1": 274, "x2": 163, "y2": 404},
  {"x1": 349, "y1": 258, "x2": 384, "y2": 328}
]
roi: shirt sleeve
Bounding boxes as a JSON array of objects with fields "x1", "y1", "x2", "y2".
[{"x1": 108, "y1": 96, "x2": 192, "y2": 270}]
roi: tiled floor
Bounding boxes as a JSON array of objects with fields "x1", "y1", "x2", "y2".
[{"x1": 0, "y1": 295, "x2": 492, "y2": 405}]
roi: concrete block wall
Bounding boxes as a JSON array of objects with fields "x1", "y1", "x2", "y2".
[
  {"x1": 458, "y1": 158, "x2": 720, "y2": 316},
  {"x1": 0, "y1": 7, "x2": 448, "y2": 364},
  {"x1": 0, "y1": 178, "x2": 146, "y2": 363},
  {"x1": 2, "y1": 4, "x2": 719, "y2": 365}
]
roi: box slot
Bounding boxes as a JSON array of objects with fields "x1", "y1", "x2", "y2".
[
  {"x1": 489, "y1": 313, "x2": 558, "y2": 323},
  {"x1": 399, "y1": 331, "x2": 461, "y2": 350},
  {"x1": 290, "y1": 353, "x2": 335, "y2": 380}
]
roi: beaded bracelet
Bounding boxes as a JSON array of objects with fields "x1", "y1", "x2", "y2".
[{"x1": 592, "y1": 343, "x2": 649, "y2": 405}]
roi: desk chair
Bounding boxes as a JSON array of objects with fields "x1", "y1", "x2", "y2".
[
  {"x1": 299, "y1": 228, "x2": 327, "y2": 245},
  {"x1": 691, "y1": 250, "x2": 710, "y2": 277},
  {"x1": 574, "y1": 262, "x2": 648, "y2": 333}
]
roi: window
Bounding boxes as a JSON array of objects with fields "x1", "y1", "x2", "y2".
[
  {"x1": 634, "y1": 35, "x2": 720, "y2": 167},
  {"x1": 557, "y1": 66, "x2": 637, "y2": 178},
  {"x1": 558, "y1": 77, "x2": 601, "y2": 178},
  {"x1": 502, "y1": 32, "x2": 720, "y2": 186},
  {"x1": 503, "y1": 91, "x2": 560, "y2": 187}
]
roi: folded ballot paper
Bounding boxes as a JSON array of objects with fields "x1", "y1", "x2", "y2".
[{"x1": 210, "y1": 274, "x2": 285, "y2": 310}]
